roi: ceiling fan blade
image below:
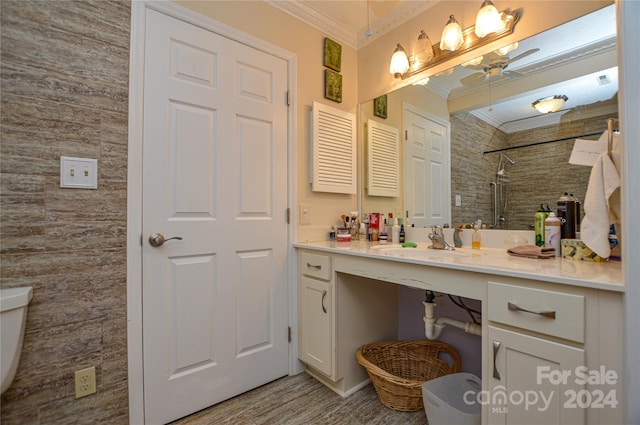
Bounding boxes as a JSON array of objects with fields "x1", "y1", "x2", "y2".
[
  {"x1": 505, "y1": 48, "x2": 540, "y2": 65},
  {"x1": 503, "y1": 70, "x2": 524, "y2": 78},
  {"x1": 460, "y1": 72, "x2": 487, "y2": 87}
]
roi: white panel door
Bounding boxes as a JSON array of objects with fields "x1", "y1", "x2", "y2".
[
  {"x1": 142, "y1": 10, "x2": 289, "y2": 424},
  {"x1": 403, "y1": 104, "x2": 451, "y2": 227}
]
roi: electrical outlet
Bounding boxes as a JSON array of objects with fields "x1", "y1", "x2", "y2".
[
  {"x1": 75, "y1": 366, "x2": 96, "y2": 398},
  {"x1": 299, "y1": 203, "x2": 311, "y2": 225},
  {"x1": 455, "y1": 195, "x2": 462, "y2": 206}
]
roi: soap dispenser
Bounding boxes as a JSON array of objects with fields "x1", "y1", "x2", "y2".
[{"x1": 472, "y1": 225, "x2": 481, "y2": 249}]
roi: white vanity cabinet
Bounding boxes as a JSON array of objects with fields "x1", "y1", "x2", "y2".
[
  {"x1": 298, "y1": 252, "x2": 334, "y2": 377},
  {"x1": 487, "y1": 280, "x2": 622, "y2": 425},
  {"x1": 297, "y1": 249, "x2": 399, "y2": 396},
  {"x1": 294, "y1": 243, "x2": 624, "y2": 424}
]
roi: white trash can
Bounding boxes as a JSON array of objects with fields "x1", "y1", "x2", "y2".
[{"x1": 421, "y1": 372, "x2": 481, "y2": 425}]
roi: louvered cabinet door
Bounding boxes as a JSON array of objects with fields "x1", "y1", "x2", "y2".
[
  {"x1": 367, "y1": 119, "x2": 399, "y2": 197},
  {"x1": 310, "y1": 102, "x2": 357, "y2": 194}
]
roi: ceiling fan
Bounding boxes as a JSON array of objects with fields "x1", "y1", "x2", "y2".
[{"x1": 460, "y1": 48, "x2": 540, "y2": 87}]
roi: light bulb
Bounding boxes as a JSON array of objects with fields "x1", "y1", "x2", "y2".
[
  {"x1": 475, "y1": 0, "x2": 505, "y2": 38},
  {"x1": 389, "y1": 44, "x2": 410, "y2": 76},
  {"x1": 440, "y1": 15, "x2": 464, "y2": 51},
  {"x1": 413, "y1": 30, "x2": 435, "y2": 70}
]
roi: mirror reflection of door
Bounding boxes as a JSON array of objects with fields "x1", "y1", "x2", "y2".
[{"x1": 403, "y1": 103, "x2": 451, "y2": 228}]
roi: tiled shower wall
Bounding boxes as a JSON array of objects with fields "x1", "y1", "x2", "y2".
[
  {"x1": 1, "y1": 1, "x2": 130, "y2": 423},
  {"x1": 451, "y1": 100, "x2": 617, "y2": 230}
]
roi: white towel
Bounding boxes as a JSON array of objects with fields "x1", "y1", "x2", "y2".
[{"x1": 581, "y1": 151, "x2": 621, "y2": 258}]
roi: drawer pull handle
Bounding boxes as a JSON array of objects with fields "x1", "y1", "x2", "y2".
[
  {"x1": 306, "y1": 262, "x2": 322, "y2": 270},
  {"x1": 508, "y1": 302, "x2": 556, "y2": 319},
  {"x1": 492, "y1": 340, "x2": 501, "y2": 380},
  {"x1": 321, "y1": 290, "x2": 327, "y2": 313}
]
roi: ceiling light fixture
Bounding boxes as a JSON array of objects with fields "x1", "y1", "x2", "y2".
[
  {"x1": 389, "y1": 44, "x2": 410, "y2": 77},
  {"x1": 475, "y1": 0, "x2": 505, "y2": 37},
  {"x1": 389, "y1": 7, "x2": 520, "y2": 79},
  {"x1": 440, "y1": 15, "x2": 464, "y2": 51},
  {"x1": 532, "y1": 95, "x2": 568, "y2": 114}
]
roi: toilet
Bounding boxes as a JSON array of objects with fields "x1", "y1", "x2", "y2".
[{"x1": 1, "y1": 286, "x2": 33, "y2": 394}]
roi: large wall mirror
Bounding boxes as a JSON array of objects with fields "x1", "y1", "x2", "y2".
[{"x1": 360, "y1": 4, "x2": 617, "y2": 231}]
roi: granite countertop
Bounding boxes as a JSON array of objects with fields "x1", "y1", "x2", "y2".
[{"x1": 294, "y1": 240, "x2": 624, "y2": 292}]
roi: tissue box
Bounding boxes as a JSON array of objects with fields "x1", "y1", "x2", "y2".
[{"x1": 561, "y1": 239, "x2": 605, "y2": 262}]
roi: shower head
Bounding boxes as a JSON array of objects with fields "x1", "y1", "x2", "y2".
[{"x1": 501, "y1": 154, "x2": 516, "y2": 166}]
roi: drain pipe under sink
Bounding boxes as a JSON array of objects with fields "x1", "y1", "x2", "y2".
[{"x1": 423, "y1": 301, "x2": 482, "y2": 340}]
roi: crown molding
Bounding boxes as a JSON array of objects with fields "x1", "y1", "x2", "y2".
[
  {"x1": 356, "y1": 1, "x2": 440, "y2": 49},
  {"x1": 514, "y1": 36, "x2": 616, "y2": 76},
  {"x1": 472, "y1": 99, "x2": 618, "y2": 133},
  {"x1": 264, "y1": 0, "x2": 440, "y2": 50},
  {"x1": 265, "y1": 0, "x2": 358, "y2": 48}
]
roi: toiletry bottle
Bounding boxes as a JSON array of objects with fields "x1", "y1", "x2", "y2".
[
  {"x1": 472, "y1": 225, "x2": 481, "y2": 250},
  {"x1": 369, "y1": 213, "x2": 379, "y2": 241},
  {"x1": 391, "y1": 218, "x2": 400, "y2": 243},
  {"x1": 544, "y1": 212, "x2": 561, "y2": 256},
  {"x1": 399, "y1": 225, "x2": 405, "y2": 243},
  {"x1": 359, "y1": 223, "x2": 367, "y2": 241},
  {"x1": 534, "y1": 204, "x2": 546, "y2": 247},
  {"x1": 363, "y1": 214, "x2": 370, "y2": 241},
  {"x1": 350, "y1": 216, "x2": 359, "y2": 239},
  {"x1": 557, "y1": 192, "x2": 576, "y2": 239}
]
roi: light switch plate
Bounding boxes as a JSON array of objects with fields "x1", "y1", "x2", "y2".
[
  {"x1": 455, "y1": 195, "x2": 462, "y2": 206},
  {"x1": 60, "y1": 156, "x2": 98, "y2": 189},
  {"x1": 299, "y1": 203, "x2": 311, "y2": 225}
]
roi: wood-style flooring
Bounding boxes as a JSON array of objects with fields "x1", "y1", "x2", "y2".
[{"x1": 170, "y1": 372, "x2": 429, "y2": 425}]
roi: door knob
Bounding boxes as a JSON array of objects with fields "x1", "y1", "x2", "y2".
[{"x1": 149, "y1": 233, "x2": 183, "y2": 247}]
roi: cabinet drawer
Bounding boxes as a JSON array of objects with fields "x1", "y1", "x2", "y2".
[
  {"x1": 300, "y1": 252, "x2": 332, "y2": 281},
  {"x1": 488, "y1": 282, "x2": 585, "y2": 343}
]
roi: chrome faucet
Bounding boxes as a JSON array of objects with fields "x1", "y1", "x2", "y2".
[{"x1": 428, "y1": 226, "x2": 455, "y2": 250}]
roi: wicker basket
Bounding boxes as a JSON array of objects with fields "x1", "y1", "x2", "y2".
[{"x1": 356, "y1": 340, "x2": 461, "y2": 412}]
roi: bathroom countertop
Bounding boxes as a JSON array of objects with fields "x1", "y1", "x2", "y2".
[{"x1": 294, "y1": 241, "x2": 624, "y2": 292}]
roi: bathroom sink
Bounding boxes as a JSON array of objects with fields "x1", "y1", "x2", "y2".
[{"x1": 371, "y1": 245, "x2": 471, "y2": 258}]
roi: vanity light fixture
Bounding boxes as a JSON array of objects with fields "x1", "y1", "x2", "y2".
[
  {"x1": 532, "y1": 95, "x2": 568, "y2": 114},
  {"x1": 475, "y1": 0, "x2": 505, "y2": 37},
  {"x1": 440, "y1": 15, "x2": 464, "y2": 51},
  {"x1": 389, "y1": 43, "x2": 410, "y2": 77},
  {"x1": 389, "y1": 7, "x2": 520, "y2": 79}
]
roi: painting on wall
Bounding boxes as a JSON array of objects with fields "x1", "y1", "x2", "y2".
[
  {"x1": 323, "y1": 37, "x2": 342, "y2": 72},
  {"x1": 374, "y1": 95, "x2": 387, "y2": 119},
  {"x1": 324, "y1": 69, "x2": 342, "y2": 103}
]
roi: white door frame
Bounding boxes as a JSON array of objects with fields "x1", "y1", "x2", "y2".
[{"x1": 126, "y1": 2, "x2": 298, "y2": 423}]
